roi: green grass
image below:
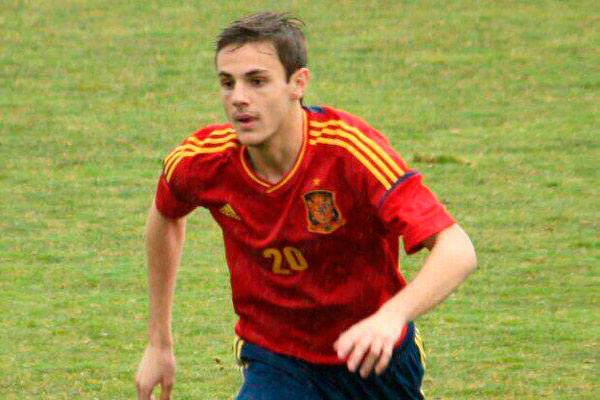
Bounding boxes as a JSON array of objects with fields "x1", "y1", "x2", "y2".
[{"x1": 1, "y1": 0, "x2": 598, "y2": 398}]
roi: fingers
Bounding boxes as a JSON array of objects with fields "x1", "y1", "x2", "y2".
[
  {"x1": 137, "y1": 376, "x2": 174, "y2": 400},
  {"x1": 336, "y1": 327, "x2": 379, "y2": 377},
  {"x1": 334, "y1": 330, "x2": 356, "y2": 361},
  {"x1": 159, "y1": 379, "x2": 174, "y2": 400},
  {"x1": 335, "y1": 329, "x2": 396, "y2": 379},
  {"x1": 136, "y1": 368, "x2": 155, "y2": 400},
  {"x1": 358, "y1": 339, "x2": 383, "y2": 378},
  {"x1": 374, "y1": 342, "x2": 394, "y2": 375},
  {"x1": 135, "y1": 377, "x2": 144, "y2": 399},
  {"x1": 346, "y1": 338, "x2": 368, "y2": 373},
  {"x1": 136, "y1": 380, "x2": 152, "y2": 400},
  {"x1": 136, "y1": 346, "x2": 176, "y2": 400},
  {"x1": 349, "y1": 339, "x2": 394, "y2": 379},
  {"x1": 136, "y1": 385, "x2": 148, "y2": 400}
]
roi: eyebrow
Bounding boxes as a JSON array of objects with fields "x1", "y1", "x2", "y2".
[{"x1": 219, "y1": 69, "x2": 269, "y2": 78}]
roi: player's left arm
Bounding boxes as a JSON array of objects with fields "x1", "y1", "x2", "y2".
[{"x1": 334, "y1": 223, "x2": 476, "y2": 378}]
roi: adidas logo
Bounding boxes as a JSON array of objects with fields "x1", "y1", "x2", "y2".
[{"x1": 219, "y1": 203, "x2": 241, "y2": 220}]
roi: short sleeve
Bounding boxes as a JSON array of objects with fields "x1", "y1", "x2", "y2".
[
  {"x1": 155, "y1": 173, "x2": 197, "y2": 219},
  {"x1": 153, "y1": 124, "x2": 238, "y2": 219},
  {"x1": 377, "y1": 173, "x2": 455, "y2": 254},
  {"x1": 154, "y1": 135, "x2": 203, "y2": 219},
  {"x1": 332, "y1": 109, "x2": 455, "y2": 254}
]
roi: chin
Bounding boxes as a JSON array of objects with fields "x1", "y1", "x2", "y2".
[{"x1": 235, "y1": 129, "x2": 269, "y2": 147}]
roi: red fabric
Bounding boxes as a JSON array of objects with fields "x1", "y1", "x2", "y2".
[
  {"x1": 154, "y1": 106, "x2": 454, "y2": 364},
  {"x1": 155, "y1": 175, "x2": 196, "y2": 219}
]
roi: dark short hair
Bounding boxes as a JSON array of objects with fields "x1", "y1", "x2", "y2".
[{"x1": 216, "y1": 12, "x2": 307, "y2": 80}]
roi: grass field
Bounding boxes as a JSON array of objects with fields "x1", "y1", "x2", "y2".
[{"x1": 1, "y1": 0, "x2": 599, "y2": 398}]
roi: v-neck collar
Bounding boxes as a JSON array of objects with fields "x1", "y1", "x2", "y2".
[{"x1": 239, "y1": 109, "x2": 308, "y2": 194}]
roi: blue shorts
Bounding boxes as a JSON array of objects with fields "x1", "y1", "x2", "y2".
[{"x1": 235, "y1": 322, "x2": 426, "y2": 400}]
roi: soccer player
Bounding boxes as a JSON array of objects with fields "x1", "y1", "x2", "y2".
[{"x1": 135, "y1": 12, "x2": 476, "y2": 400}]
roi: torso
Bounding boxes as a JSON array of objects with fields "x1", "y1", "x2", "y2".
[{"x1": 159, "y1": 105, "x2": 423, "y2": 363}]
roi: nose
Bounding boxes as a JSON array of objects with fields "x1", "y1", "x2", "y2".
[{"x1": 231, "y1": 82, "x2": 250, "y2": 107}]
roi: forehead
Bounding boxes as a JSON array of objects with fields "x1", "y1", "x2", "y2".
[{"x1": 216, "y1": 41, "x2": 285, "y2": 77}]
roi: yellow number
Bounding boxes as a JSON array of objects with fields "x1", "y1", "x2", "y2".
[
  {"x1": 283, "y1": 247, "x2": 308, "y2": 271},
  {"x1": 263, "y1": 248, "x2": 289, "y2": 275},
  {"x1": 263, "y1": 247, "x2": 309, "y2": 274}
]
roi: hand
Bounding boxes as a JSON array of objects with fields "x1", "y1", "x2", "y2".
[
  {"x1": 333, "y1": 309, "x2": 405, "y2": 379},
  {"x1": 135, "y1": 345, "x2": 176, "y2": 400}
]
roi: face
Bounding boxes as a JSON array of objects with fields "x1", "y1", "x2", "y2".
[{"x1": 216, "y1": 41, "x2": 307, "y2": 147}]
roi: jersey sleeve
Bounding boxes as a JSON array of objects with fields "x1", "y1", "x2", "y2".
[
  {"x1": 154, "y1": 125, "x2": 238, "y2": 219},
  {"x1": 335, "y1": 110, "x2": 455, "y2": 254},
  {"x1": 155, "y1": 172, "x2": 197, "y2": 219},
  {"x1": 377, "y1": 173, "x2": 455, "y2": 254},
  {"x1": 154, "y1": 137, "x2": 201, "y2": 219}
]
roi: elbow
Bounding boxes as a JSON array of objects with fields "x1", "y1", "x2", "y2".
[
  {"x1": 467, "y1": 248, "x2": 477, "y2": 275},
  {"x1": 430, "y1": 224, "x2": 477, "y2": 278},
  {"x1": 454, "y1": 247, "x2": 476, "y2": 284},
  {"x1": 454, "y1": 224, "x2": 477, "y2": 276},
  {"x1": 463, "y1": 238, "x2": 477, "y2": 276},
  {"x1": 441, "y1": 223, "x2": 478, "y2": 275}
]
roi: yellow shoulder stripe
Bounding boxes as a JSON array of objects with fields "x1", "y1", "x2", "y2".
[
  {"x1": 187, "y1": 132, "x2": 237, "y2": 147},
  {"x1": 310, "y1": 128, "x2": 399, "y2": 183},
  {"x1": 309, "y1": 119, "x2": 404, "y2": 177},
  {"x1": 163, "y1": 132, "x2": 238, "y2": 172},
  {"x1": 163, "y1": 144, "x2": 202, "y2": 167},
  {"x1": 163, "y1": 127, "x2": 238, "y2": 182},
  {"x1": 163, "y1": 128, "x2": 236, "y2": 168},
  {"x1": 165, "y1": 141, "x2": 239, "y2": 182},
  {"x1": 309, "y1": 132, "x2": 391, "y2": 190}
]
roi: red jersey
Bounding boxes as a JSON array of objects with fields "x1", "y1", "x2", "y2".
[{"x1": 155, "y1": 106, "x2": 454, "y2": 364}]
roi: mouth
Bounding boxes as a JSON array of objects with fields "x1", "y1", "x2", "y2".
[{"x1": 234, "y1": 114, "x2": 257, "y2": 129}]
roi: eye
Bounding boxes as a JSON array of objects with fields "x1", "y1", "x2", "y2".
[
  {"x1": 220, "y1": 79, "x2": 233, "y2": 89},
  {"x1": 251, "y1": 77, "x2": 265, "y2": 86}
]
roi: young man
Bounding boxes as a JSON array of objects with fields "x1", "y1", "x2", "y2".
[{"x1": 136, "y1": 12, "x2": 476, "y2": 400}]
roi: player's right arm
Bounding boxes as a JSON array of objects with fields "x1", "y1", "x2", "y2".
[
  {"x1": 135, "y1": 126, "x2": 233, "y2": 398},
  {"x1": 135, "y1": 203, "x2": 186, "y2": 400}
]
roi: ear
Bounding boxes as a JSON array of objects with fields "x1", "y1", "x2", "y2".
[{"x1": 289, "y1": 68, "x2": 310, "y2": 101}]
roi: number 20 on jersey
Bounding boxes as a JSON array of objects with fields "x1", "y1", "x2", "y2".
[{"x1": 263, "y1": 247, "x2": 308, "y2": 275}]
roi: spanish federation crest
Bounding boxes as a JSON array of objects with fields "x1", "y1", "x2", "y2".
[{"x1": 303, "y1": 190, "x2": 345, "y2": 234}]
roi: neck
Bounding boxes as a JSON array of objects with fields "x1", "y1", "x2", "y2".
[{"x1": 246, "y1": 105, "x2": 304, "y2": 184}]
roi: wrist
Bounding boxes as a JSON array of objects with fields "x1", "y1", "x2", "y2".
[
  {"x1": 379, "y1": 292, "x2": 414, "y2": 323},
  {"x1": 149, "y1": 331, "x2": 173, "y2": 349},
  {"x1": 376, "y1": 303, "x2": 409, "y2": 333}
]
